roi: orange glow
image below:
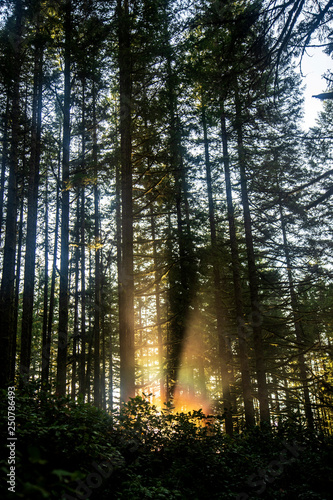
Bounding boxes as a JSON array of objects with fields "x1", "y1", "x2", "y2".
[
  {"x1": 170, "y1": 305, "x2": 212, "y2": 415},
  {"x1": 172, "y1": 383, "x2": 211, "y2": 414},
  {"x1": 138, "y1": 304, "x2": 213, "y2": 417}
]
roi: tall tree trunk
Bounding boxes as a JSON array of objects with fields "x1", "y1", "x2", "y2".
[
  {"x1": 109, "y1": 324, "x2": 114, "y2": 411},
  {"x1": 79, "y1": 78, "x2": 86, "y2": 398},
  {"x1": 114, "y1": 159, "x2": 121, "y2": 408},
  {"x1": 201, "y1": 101, "x2": 233, "y2": 434},
  {"x1": 45, "y1": 150, "x2": 61, "y2": 387},
  {"x1": 0, "y1": 94, "x2": 10, "y2": 247},
  {"x1": 79, "y1": 185, "x2": 87, "y2": 397},
  {"x1": 117, "y1": 0, "x2": 135, "y2": 401},
  {"x1": 0, "y1": 0, "x2": 22, "y2": 388},
  {"x1": 278, "y1": 195, "x2": 314, "y2": 430},
  {"x1": 12, "y1": 188, "x2": 24, "y2": 382},
  {"x1": 72, "y1": 193, "x2": 80, "y2": 399},
  {"x1": 41, "y1": 170, "x2": 49, "y2": 388},
  {"x1": 151, "y1": 207, "x2": 166, "y2": 404},
  {"x1": 234, "y1": 84, "x2": 270, "y2": 424},
  {"x1": 20, "y1": 14, "x2": 44, "y2": 383},
  {"x1": 100, "y1": 255, "x2": 107, "y2": 411},
  {"x1": 164, "y1": 36, "x2": 196, "y2": 399},
  {"x1": 86, "y1": 241, "x2": 93, "y2": 402},
  {"x1": 93, "y1": 81, "x2": 101, "y2": 407},
  {"x1": 220, "y1": 102, "x2": 255, "y2": 428},
  {"x1": 57, "y1": 0, "x2": 71, "y2": 395}
]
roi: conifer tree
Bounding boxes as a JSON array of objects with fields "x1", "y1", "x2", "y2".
[
  {"x1": 117, "y1": 0, "x2": 135, "y2": 401},
  {"x1": 20, "y1": 0, "x2": 44, "y2": 383},
  {"x1": 0, "y1": 0, "x2": 23, "y2": 388},
  {"x1": 57, "y1": 0, "x2": 72, "y2": 395}
]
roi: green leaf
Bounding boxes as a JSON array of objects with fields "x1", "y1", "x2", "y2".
[{"x1": 52, "y1": 469, "x2": 75, "y2": 479}]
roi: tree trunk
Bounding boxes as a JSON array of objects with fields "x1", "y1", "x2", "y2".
[
  {"x1": 220, "y1": 101, "x2": 255, "y2": 428},
  {"x1": 41, "y1": 169, "x2": 49, "y2": 388},
  {"x1": 164, "y1": 35, "x2": 196, "y2": 399},
  {"x1": 117, "y1": 0, "x2": 135, "y2": 402},
  {"x1": 114, "y1": 159, "x2": 122, "y2": 407},
  {"x1": 278, "y1": 195, "x2": 314, "y2": 430},
  {"x1": 234, "y1": 83, "x2": 270, "y2": 425},
  {"x1": 56, "y1": 0, "x2": 71, "y2": 395},
  {"x1": 100, "y1": 255, "x2": 107, "y2": 411},
  {"x1": 20, "y1": 14, "x2": 44, "y2": 383},
  {"x1": 86, "y1": 241, "x2": 93, "y2": 402},
  {"x1": 79, "y1": 78, "x2": 86, "y2": 398},
  {"x1": 0, "y1": 0, "x2": 22, "y2": 388},
  {"x1": 0, "y1": 94, "x2": 10, "y2": 247},
  {"x1": 151, "y1": 207, "x2": 166, "y2": 404},
  {"x1": 12, "y1": 189, "x2": 24, "y2": 382},
  {"x1": 72, "y1": 193, "x2": 80, "y2": 399},
  {"x1": 93, "y1": 81, "x2": 101, "y2": 407},
  {"x1": 201, "y1": 101, "x2": 233, "y2": 434},
  {"x1": 45, "y1": 149, "x2": 61, "y2": 387}
]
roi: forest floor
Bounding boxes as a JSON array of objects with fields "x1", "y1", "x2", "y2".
[{"x1": 1, "y1": 386, "x2": 333, "y2": 500}]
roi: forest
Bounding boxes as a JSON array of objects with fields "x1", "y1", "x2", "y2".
[{"x1": 0, "y1": 0, "x2": 333, "y2": 499}]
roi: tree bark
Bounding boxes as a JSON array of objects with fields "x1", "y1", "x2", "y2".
[
  {"x1": 12, "y1": 189, "x2": 24, "y2": 382},
  {"x1": 0, "y1": 94, "x2": 10, "y2": 247},
  {"x1": 45, "y1": 148, "x2": 61, "y2": 387},
  {"x1": 220, "y1": 101, "x2": 255, "y2": 428},
  {"x1": 164, "y1": 30, "x2": 196, "y2": 399},
  {"x1": 0, "y1": 0, "x2": 22, "y2": 388},
  {"x1": 151, "y1": 207, "x2": 166, "y2": 404},
  {"x1": 278, "y1": 194, "x2": 314, "y2": 430},
  {"x1": 57, "y1": 0, "x2": 71, "y2": 395},
  {"x1": 100, "y1": 255, "x2": 107, "y2": 411},
  {"x1": 93, "y1": 81, "x2": 101, "y2": 407},
  {"x1": 86, "y1": 241, "x2": 93, "y2": 401},
  {"x1": 72, "y1": 193, "x2": 80, "y2": 399},
  {"x1": 20, "y1": 12, "x2": 44, "y2": 383},
  {"x1": 201, "y1": 101, "x2": 233, "y2": 434},
  {"x1": 41, "y1": 169, "x2": 49, "y2": 388},
  {"x1": 79, "y1": 78, "x2": 86, "y2": 397},
  {"x1": 117, "y1": 0, "x2": 135, "y2": 402},
  {"x1": 234, "y1": 83, "x2": 270, "y2": 424}
]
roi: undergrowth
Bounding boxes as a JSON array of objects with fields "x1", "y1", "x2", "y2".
[{"x1": 1, "y1": 385, "x2": 332, "y2": 499}]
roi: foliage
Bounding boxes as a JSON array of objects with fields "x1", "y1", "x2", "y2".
[{"x1": 1, "y1": 388, "x2": 333, "y2": 499}]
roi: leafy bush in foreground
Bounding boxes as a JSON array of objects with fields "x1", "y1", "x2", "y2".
[{"x1": 1, "y1": 387, "x2": 332, "y2": 499}]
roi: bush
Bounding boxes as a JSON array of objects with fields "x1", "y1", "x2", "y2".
[{"x1": 1, "y1": 387, "x2": 332, "y2": 500}]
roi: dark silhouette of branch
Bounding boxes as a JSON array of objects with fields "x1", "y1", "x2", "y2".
[
  {"x1": 313, "y1": 91, "x2": 333, "y2": 100},
  {"x1": 306, "y1": 185, "x2": 333, "y2": 209}
]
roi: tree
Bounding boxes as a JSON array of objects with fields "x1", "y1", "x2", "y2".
[
  {"x1": 234, "y1": 80, "x2": 270, "y2": 424},
  {"x1": 201, "y1": 98, "x2": 233, "y2": 433},
  {"x1": 117, "y1": 0, "x2": 135, "y2": 401},
  {"x1": 56, "y1": 0, "x2": 71, "y2": 395},
  {"x1": 20, "y1": 0, "x2": 44, "y2": 384},
  {"x1": 220, "y1": 102, "x2": 255, "y2": 428},
  {"x1": 0, "y1": 0, "x2": 23, "y2": 388}
]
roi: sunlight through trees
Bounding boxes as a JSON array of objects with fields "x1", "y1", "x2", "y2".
[{"x1": 0, "y1": 0, "x2": 333, "y2": 434}]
